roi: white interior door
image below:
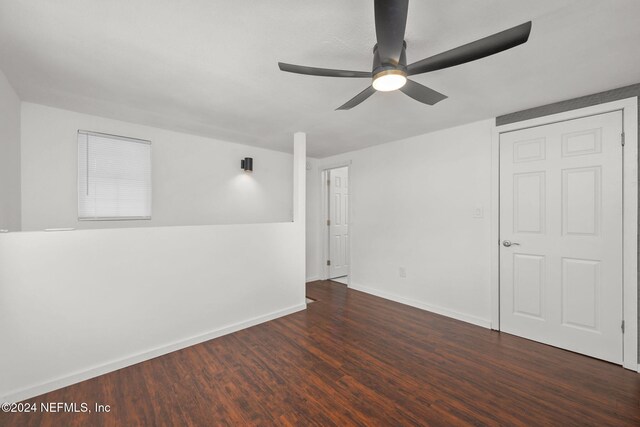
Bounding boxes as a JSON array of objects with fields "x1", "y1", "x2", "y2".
[
  {"x1": 328, "y1": 167, "x2": 349, "y2": 278},
  {"x1": 499, "y1": 111, "x2": 623, "y2": 364}
]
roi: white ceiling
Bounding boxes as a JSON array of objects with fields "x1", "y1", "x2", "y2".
[{"x1": 1, "y1": 0, "x2": 639, "y2": 158}]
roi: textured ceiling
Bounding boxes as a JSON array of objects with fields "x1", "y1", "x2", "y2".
[{"x1": 1, "y1": 0, "x2": 639, "y2": 157}]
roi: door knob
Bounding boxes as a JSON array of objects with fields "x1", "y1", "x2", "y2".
[{"x1": 503, "y1": 240, "x2": 520, "y2": 247}]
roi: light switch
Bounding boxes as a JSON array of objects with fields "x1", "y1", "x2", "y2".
[{"x1": 473, "y1": 204, "x2": 484, "y2": 218}]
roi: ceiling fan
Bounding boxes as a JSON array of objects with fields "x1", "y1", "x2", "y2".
[{"x1": 278, "y1": 0, "x2": 532, "y2": 110}]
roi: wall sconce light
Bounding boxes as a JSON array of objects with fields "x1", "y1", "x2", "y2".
[{"x1": 241, "y1": 157, "x2": 253, "y2": 172}]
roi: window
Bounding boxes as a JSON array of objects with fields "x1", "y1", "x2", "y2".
[{"x1": 78, "y1": 130, "x2": 152, "y2": 220}]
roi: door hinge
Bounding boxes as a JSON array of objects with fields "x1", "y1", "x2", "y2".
[
  {"x1": 326, "y1": 260, "x2": 331, "y2": 266},
  {"x1": 621, "y1": 320, "x2": 625, "y2": 333},
  {"x1": 621, "y1": 132, "x2": 625, "y2": 146},
  {"x1": 327, "y1": 219, "x2": 330, "y2": 226}
]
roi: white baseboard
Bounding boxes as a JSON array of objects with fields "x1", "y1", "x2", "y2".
[
  {"x1": 350, "y1": 283, "x2": 492, "y2": 329},
  {"x1": 305, "y1": 275, "x2": 320, "y2": 283},
  {"x1": 2, "y1": 303, "x2": 306, "y2": 403}
]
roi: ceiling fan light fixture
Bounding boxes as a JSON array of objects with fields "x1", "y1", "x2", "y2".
[{"x1": 372, "y1": 69, "x2": 407, "y2": 92}]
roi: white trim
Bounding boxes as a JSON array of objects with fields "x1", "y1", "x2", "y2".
[
  {"x1": 78, "y1": 216, "x2": 151, "y2": 221},
  {"x1": 495, "y1": 101, "x2": 635, "y2": 133},
  {"x1": 1, "y1": 303, "x2": 306, "y2": 403},
  {"x1": 320, "y1": 168, "x2": 329, "y2": 280},
  {"x1": 350, "y1": 282, "x2": 492, "y2": 329},
  {"x1": 318, "y1": 159, "x2": 352, "y2": 171},
  {"x1": 305, "y1": 275, "x2": 320, "y2": 282},
  {"x1": 622, "y1": 98, "x2": 638, "y2": 371},
  {"x1": 490, "y1": 124, "x2": 501, "y2": 330},
  {"x1": 491, "y1": 96, "x2": 638, "y2": 371},
  {"x1": 319, "y1": 161, "x2": 352, "y2": 283},
  {"x1": 77, "y1": 129, "x2": 151, "y2": 145}
]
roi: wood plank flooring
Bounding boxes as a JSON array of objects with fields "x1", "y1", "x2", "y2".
[{"x1": 2, "y1": 280, "x2": 639, "y2": 426}]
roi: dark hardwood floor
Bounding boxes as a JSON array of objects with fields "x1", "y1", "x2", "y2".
[{"x1": 2, "y1": 280, "x2": 640, "y2": 426}]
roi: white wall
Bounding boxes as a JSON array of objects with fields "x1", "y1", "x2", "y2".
[
  {"x1": 0, "y1": 135, "x2": 306, "y2": 403},
  {"x1": 0, "y1": 69, "x2": 21, "y2": 231},
  {"x1": 311, "y1": 120, "x2": 494, "y2": 327},
  {"x1": 20, "y1": 103, "x2": 293, "y2": 231}
]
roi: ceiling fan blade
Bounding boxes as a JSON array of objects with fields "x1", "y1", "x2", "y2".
[
  {"x1": 374, "y1": 0, "x2": 409, "y2": 65},
  {"x1": 399, "y1": 79, "x2": 447, "y2": 105},
  {"x1": 336, "y1": 86, "x2": 376, "y2": 110},
  {"x1": 278, "y1": 62, "x2": 371, "y2": 78},
  {"x1": 407, "y1": 21, "x2": 532, "y2": 76}
]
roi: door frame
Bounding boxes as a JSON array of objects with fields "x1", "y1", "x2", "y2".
[
  {"x1": 320, "y1": 161, "x2": 352, "y2": 283},
  {"x1": 490, "y1": 97, "x2": 638, "y2": 371}
]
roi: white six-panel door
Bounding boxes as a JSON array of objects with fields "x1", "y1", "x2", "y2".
[
  {"x1": 328, "y1": 167, "x2": 349, "y2": 278},
  {"x1": 499, "y1": 111, "x2": 623, "y2": 363}
]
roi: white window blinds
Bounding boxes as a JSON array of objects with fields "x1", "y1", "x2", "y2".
[{"x1": 78, "y1": 130, "x2": 152, "y2": 220}]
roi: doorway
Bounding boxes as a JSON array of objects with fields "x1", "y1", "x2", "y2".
[
  {"x1": 323, "y1": 166, "x2": 350, "y2": 283},
  {"x1": 500, "y1": 111, "x2": 623, "y2": 363},
  {"x1": 492, "y1": 97, "x2": 638, "y2": 370}
]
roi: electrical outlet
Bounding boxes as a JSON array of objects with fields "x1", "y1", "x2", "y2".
[{"x1": 399, "y1": 267, "x2": 406, "y2": 278}]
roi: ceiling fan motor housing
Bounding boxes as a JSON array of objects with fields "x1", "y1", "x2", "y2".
[{"x1": 372, "y1": 40, "x2": 408, "y2": 81}]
